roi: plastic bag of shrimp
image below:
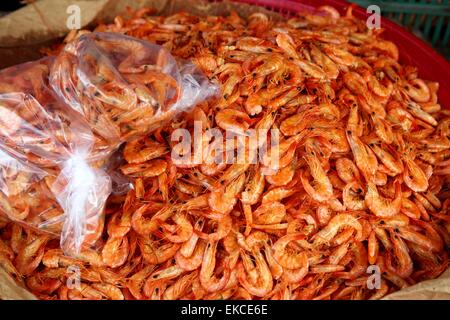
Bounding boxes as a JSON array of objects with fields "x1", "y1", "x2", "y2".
[
  {"x1": 0, "y1": 57, "x2": 112, "y2": 255},
  {"x1": 50, "y1": 31, "x2": 219, "y2": 141},
  {"x1": 0, "y1": 32, "x2": 219, "y2": 255}
]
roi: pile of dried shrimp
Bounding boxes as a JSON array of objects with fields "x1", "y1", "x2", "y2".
[{"x1": 1, "y1": 5, "x2": 449, "y2": 300}]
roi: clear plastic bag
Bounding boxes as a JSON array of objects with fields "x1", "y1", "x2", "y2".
[
  {"x1": 50, "y1": 32, "x2": 219, "y2": 142},
  {"x1": 0, "y1": 32, "x2": 218, "y2": 255},
  {"x1": 0, "y1": 58, "x2": 111, "y2": 254}
]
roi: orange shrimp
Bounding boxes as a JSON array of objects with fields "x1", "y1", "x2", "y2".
[
  {"x1": 346, "y1": 131, "x2": 378, "y2": 181},
  {"x1": 238, "y1": 249, "x2": 273, "y2": 297},
  {"x1": 310, "y1": 264, "x2": 345, "y2": 274},
  {"x1": 385, "y1": 232, "x2": 413, "y2": 278},
  {"x1": 403, "y1": 158, "x2": 429, "y2": 192},
  {"x1": 123, "y1": 138, "x2": 168, "y2": 164},
  {"x1": 102, "y1": 236, "x2": 129, "y2": 268},
  {"x1": 179, "y1": 217, "x2": 205, "y2": 257},
  {"x1": 236, "y1": 37, "x2": 279, "y2": 54},
  {"x1": 253, "y1": 202, "x2": 286, "y2": 225},
  {"x1": 163, "y1": 271, "x2": 199, "y2": 300},
  {"x1": 26, "y1": 274, "x2": 61, "y2": 295},
  {"x1": 131, "y1": 203, "x2": 169, "y2": 235},
  {"x1": 322, "y1": 45, "x2": 358, "y2": 67},
  {"x1": 241, "y1": 166, "x2": 265, "y2": 205},
  {"x1": 215, "y1": 109, "x2": 251, "y2": 135},
  {"x1": 301, "y1": 152, "x2": 333, "y2": 202},
  {"x1": 397, "y1": 223, "x2": 443, "y2": 253},
  {"x1": 139, "y1": 238, "x2": 180, "y2": 265},
  {"x1": 200, "y1": 241, "x2": 230, "y2": 293},
  {"x1": 310, "y1": 44, "x2": 339, "y2": 80},
  {"x1": 334, "y1": 241, "x2": 368, "y2": 280},
  {"x1": 365, "y1": 180, "x2": 402, "y2": 218},
  {"x1": 313, "y1": 214, "x2": 363, "y2": 247},
  {"x1": 275, "y1": 33, "x2": 299, "y2": 59},
  {"x1": 265, "y1": 160, "x2": 296, "y2": 186},
  {"x1": 272, "y1": 233, "x2": 308, "y2": 270},
  {"x1": 343, "y1": 181, "x2": 366, "y2": 210},
  {"x1": 147, "y1": 265, "x2": 184, "y2": 283},
  {"x1": 295, "y1": 60, "x2": 327, "y2": 80},
  {"x1": 120, "y1": 159, "x2": 168, "y2": 178},
  {"x1": 204, "y1": 214, "x2": 233, "y2": 241},
  {"x1": 158, "y1": 212, "x2": 193, "y2": 243},
  {"x1": 406, "y1": 101, "x2": 437, "y2": 127},
  {"x1": 367, "y1": 230, "x2": 379, "y2": 265},
  {"x1": 208, "y1": 174, "x2": 245, "y2": 216},
  {"x1": 268, "y1": 87, "x2": 301, "y2": 111},
  {"x1": 282, "y1": 264, "x2": 310, "y2": 284},
  {"x1": 401, "y1": 197, "x2": 422, "y2": 220},
  {"x1": 328, "y1": 242, "x2": 350, "y2": 265},
  {"x1": 369, "y1": 142, "x2": 403, "y2": 175},
  {"x1": 15, "y1": 235, "x2": 49, "y2": 276},
  {"x1": 244, "y1": 87, "x2": 288, "y2": 116},
  {"x1": 126, "y1": 265, "x2": 155, "y2": 300},
  {"x1": 402, "y1": 79, "x2": 431, "y2": 103},
  {"x1": 368, "y1": 74, "x2": 393, "y2": 98},
  {"x1": 175, "y1": 241, "x2": 206, "y2": 271}
]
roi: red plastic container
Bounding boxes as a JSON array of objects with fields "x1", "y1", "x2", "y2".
[{"x1": 214, "y1": 0, "x2": 450, "y2": 109}]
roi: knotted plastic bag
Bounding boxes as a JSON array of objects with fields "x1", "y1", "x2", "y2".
[
  {"x1": 0, "y1": 32, "x2": 218, "y2": 255},
  {"x1": 0, "y1": 58, "x2": 111, "y2": 254}
]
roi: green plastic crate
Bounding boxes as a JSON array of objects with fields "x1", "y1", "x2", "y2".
[{"x1": 350, "y1": 0, "x2": 450, "y2": 59}]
